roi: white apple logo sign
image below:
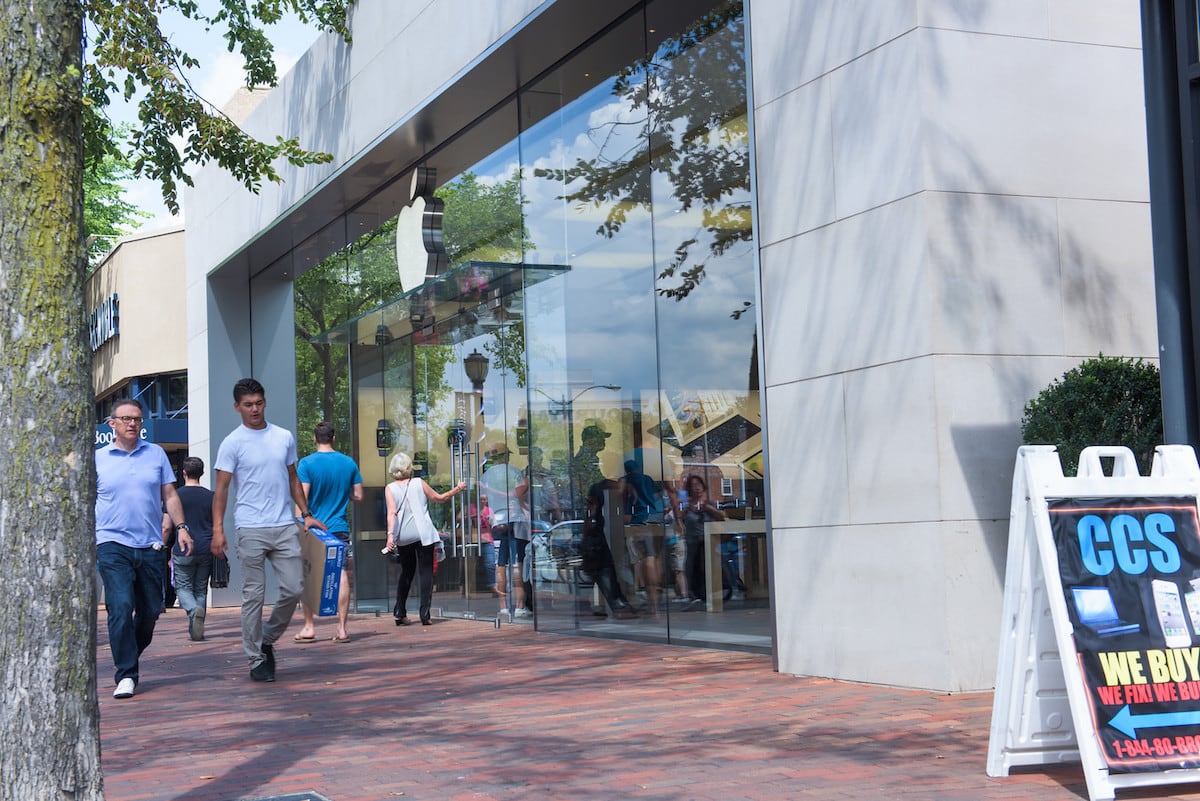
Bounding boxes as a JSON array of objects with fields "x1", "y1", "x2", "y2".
[{"x1": 395, "y1": 167, "x2": 447, "y2": 291}]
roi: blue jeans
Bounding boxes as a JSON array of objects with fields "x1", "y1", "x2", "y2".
[
  {"x1": 173, "y1": 554, "x2": 213, "y2": 621},
  {"x1": 97, "y1": 542, "x2": 164, "y2": 685}
]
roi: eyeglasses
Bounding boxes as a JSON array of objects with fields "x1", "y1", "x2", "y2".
[{"x1": 111, "y1": 416, "x2": 143, "y2": 426}]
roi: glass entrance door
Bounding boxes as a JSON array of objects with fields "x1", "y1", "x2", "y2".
[
  {"x1": 333, "y1": 262, "x2": 567, "y2": 624},
  {"x1": 415, "y1": 322, "x2": 525, "y2": 623}
]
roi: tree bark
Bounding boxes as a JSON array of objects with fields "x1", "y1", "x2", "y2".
[{"x1": 0, "y1": 1, "x2": 104, "y2": 799}]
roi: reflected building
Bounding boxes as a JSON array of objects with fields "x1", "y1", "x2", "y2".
[{"x1": 185, "y1": 1, "x2": 1155, "y2": 690}]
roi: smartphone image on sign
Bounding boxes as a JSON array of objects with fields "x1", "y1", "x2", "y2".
[
  {"x1": 1186, "y1": 587, "x2": 1200, "y2": 635},
  {"x1": 1152, "y1": 579, "x2": 1192, "y2": 648}
]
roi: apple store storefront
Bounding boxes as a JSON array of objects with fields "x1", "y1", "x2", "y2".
[{"x1": 198, "y1": 0, "x2": 770, "y2": 652}]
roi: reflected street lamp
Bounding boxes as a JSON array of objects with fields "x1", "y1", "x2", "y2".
[
  {"x1": 464, "y1": 349, "x2": 489, "y2": 390},
  {"x1": 463, "y1": 348, "x2": 489, "y2": 427}
]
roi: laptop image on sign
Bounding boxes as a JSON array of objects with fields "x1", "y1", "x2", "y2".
[{"x1": 1070, "y1": 586, "x2": 1141, "y2": 638}]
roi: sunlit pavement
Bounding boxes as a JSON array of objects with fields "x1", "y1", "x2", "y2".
[{"x1": 97, "y1": 607, "x2": 1200, "y2": 801}]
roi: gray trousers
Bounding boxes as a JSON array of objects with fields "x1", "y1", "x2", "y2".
[{"x1": 236, "y1": 524, "x2": 303, "y2": 667}]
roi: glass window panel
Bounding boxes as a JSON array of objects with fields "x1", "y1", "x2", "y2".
[
  {"x1": 283, "y1": 0, "x2": 763, "y2": 647},
  {"x1": 167, "y1": 374, "x2": 187, "y2": 416},
  {"x1": 651, "y1": 0, "x2": 762, "y2": 517}
]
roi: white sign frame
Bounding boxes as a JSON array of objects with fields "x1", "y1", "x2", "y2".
[{"x1": 987, "y1": 444, "x2": 1200, "y2": 800}]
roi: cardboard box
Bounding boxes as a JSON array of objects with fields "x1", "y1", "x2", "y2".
[{"x1": 301, "y1": 527, "x2": 346, "y2": 616}]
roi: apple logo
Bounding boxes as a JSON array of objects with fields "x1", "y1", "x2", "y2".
[{"x1": 395, "y1": 167, "x2": 448, "y2": 291}]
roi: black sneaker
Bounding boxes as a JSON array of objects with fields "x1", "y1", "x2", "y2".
[
  {"x1": 262, "y1": 642, "x2": 276, "y2": 671},
  {"x1": 250, "y1": 659, "x2": 275, "y2": 682}
]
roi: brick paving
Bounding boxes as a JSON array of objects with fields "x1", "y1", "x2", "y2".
[{"x1": 98, "y1": 608, "x2": 1200, "y2": 801}]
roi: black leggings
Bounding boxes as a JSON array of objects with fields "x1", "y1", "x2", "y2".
[
  {"x1": 685, "y1": 534, "x2": 705, "y2": 602},
  {"x1": 394, "y1": 541, "x2": 436, "y2": 621}
]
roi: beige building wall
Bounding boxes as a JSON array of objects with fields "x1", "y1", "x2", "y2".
[
  {"x1": 751, "y1": 1, "x2": 1153, "y2": 690},
  {"x1": 87, "y1": 227, "x2": 187, "y2": 399}
]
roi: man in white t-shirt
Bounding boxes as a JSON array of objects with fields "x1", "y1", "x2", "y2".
[
  {"x1": 480, "y1": 442, "x2": 530, "y2": 617},
  {"x1": 212, "y1": 378, "x2": 325, "y2": 682}
]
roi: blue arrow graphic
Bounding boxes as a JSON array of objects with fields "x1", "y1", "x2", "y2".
[{"x1": 1109, "y1": 705, "x2": 1200, "y2": 738}]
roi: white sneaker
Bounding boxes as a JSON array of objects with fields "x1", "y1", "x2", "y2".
[
  {"x1": 113, "y1": 678, "x2": 136, "y2": 699},
  {"x1": 513, "y1": 608, "x2": 533, "y2": 619}
]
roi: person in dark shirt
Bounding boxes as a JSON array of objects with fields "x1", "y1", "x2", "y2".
[
  {"x1": 580, "y1": 479, "x2": 635, "y2": 619},
  {"x1": 162, "y1": 457, "x2": 215, "y2": 641}
]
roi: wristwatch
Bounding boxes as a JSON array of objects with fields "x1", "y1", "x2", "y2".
[
  {"x1": 300, "y1": 511, "x2": 313, "y2": 519},
  {"x1": 177, "y1": 523, "x2": 190, "y2": 532}
]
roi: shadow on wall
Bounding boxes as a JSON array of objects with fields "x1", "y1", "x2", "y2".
[{"x1": 949, "y1": 422, "x2": 1023, "y2": 582}]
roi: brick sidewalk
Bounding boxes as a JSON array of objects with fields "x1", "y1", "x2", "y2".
[{"x1": 97, "y1": 608, "x2": 1200, "y2": 801}]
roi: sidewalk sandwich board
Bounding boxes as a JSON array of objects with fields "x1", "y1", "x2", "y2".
[{"x1": 988, "y1": 444, "x2": 1200, "y2": 800}]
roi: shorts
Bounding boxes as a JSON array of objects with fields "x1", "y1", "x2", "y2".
[
  {"x1": 626, "y1": 524, "x2": 662, "y2": 562},
  {"x1": 328, "y1": 530, "x2": 354, "y2": 565},
  {"x1": 668, "y1": 535, "x2": 685, "y2": 572},
  {"x1": 495, "y1": 522, "x2": 529, "y2": 567}
]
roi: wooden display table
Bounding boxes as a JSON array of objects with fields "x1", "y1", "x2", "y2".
[{"x1": 702, "y1": 519, "x2": 767, "y2": 612}]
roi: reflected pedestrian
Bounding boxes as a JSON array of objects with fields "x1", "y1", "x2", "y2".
[
  {"x1": 622, "y1": 459, "x2": 666, "y2": 614},
  {"x1": 581, "y1": 479, "x2": 636, "y2": 618}
]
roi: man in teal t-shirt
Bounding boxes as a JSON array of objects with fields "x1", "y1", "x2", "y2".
[{"x1": 294, "y1": 421, "x2": 364, "y2": 642}]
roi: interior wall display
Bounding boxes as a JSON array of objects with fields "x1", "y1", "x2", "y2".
[{"x1": 988, "y1": 445, "x2": 1200, "y2": 801}]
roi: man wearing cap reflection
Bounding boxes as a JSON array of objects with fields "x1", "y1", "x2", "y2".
[
  {"x1": 479, "y1": 442, "x2": 530, "y2": 618},
  {"x1": 570, "y1": 421, "x2": 610, "y2": 517}
]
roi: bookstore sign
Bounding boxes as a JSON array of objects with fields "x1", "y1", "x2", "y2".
[{"x1": 89, "y1": 292, "x2": 118, "y2": 351}]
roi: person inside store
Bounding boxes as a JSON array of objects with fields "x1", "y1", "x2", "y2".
[
  {"x1": 385, "y1": 451, "x2": 465, "y2": 625},
  {"x1": 162, "y1": 456, "x2": 214, "y2": 641},
  {"x1": 479, "y1": 442, "x2": 531, "y2": 618},
  {"x1": 463, "y1": 497, "x2": 496, "y2": 595},
  {"x1": 679, "y1": 475, "x2": 725, "y2": 609}
]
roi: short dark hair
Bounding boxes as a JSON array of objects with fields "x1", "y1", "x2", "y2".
[
  {"x1": 233, "y1": 378, "x2": 265, "y2": 402},
  {"x1": 108, "y1": 397, "x2": 144, "y2": 416},
  {"x1": 314, "y1": 421, "x2": 335, "y2": 444},
  {"x1": 181, "y1": 456, "x2": 205, "y2": 479}
]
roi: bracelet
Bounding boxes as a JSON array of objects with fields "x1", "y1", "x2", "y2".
[{"x1": 177, "y1": 523, "x2": 190, "y2": 532}]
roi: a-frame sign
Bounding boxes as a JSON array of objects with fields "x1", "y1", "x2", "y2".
[{"x1": 988, "y1": 444, "x2": 1200, "y2": 799}]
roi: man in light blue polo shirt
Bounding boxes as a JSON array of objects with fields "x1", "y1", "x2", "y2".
[
  {"x1": 212, "y1": 378, "x2": 324, "y2": 682},
  {"x1": 96, "y1": 398, "x2": 191, "y2": 699}
]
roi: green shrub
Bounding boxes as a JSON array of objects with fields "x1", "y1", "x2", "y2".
[{"x1": 1021, "y1": 355, "x2": 1163, "y2": 475}]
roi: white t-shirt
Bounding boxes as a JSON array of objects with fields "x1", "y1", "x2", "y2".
[
  {"x1": 215, "y1": 422, "x2": 298, "y2": 528},
  {"x1": 480, "y1": 462, "x2": 528, "y2": 528}
]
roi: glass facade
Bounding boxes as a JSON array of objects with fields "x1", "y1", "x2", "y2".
[{"x1": 295, "y1": 0, "x2": 765, "y2": 651}]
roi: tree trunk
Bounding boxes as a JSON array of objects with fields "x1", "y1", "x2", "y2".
[{"x1": 0, "y1": 1, "x2": 104, "y2": 799}]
